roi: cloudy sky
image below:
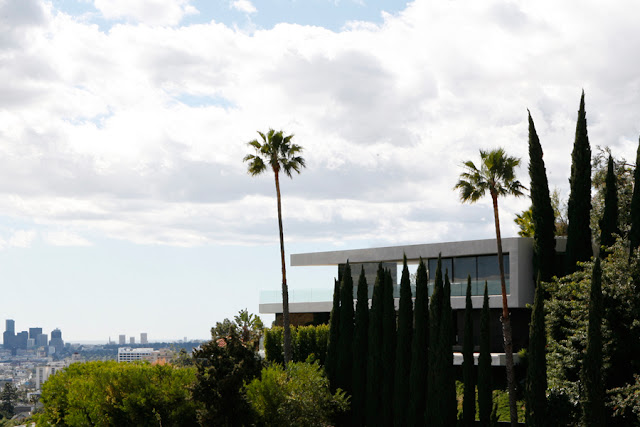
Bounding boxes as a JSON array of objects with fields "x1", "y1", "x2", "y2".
[{"x1": 0, "y1": 0, "x2": 639, "y2": 342}]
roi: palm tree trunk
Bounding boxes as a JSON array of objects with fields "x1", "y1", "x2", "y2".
[
  {"x1": 492, "y1": 193, "x2": 518, "y2": 426},
  {"x1": 274, "y1": 170, "x2": 292, "y2": 365}
]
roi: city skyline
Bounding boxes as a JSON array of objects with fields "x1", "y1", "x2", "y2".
[{"x1": 1, "y1": 0, "x2": 639, "y2": 340}]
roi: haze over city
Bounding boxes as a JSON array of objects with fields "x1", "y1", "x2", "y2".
[{"x1": 1, "y1": 0, "x2": 639, "y2": 341}]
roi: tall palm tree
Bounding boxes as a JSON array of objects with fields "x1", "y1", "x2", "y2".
[
  {"x1": 244, "y1": 129, "x2": 305, "y2": 364},
  {"x1": 455, "y1": 148, "x2": 524, "y2": 427}
]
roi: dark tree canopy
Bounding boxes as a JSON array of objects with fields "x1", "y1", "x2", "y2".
[
  {"x1": 337, "y1": 261, "x2": 354, "y2": 396},
  {"x1": 478, "y1": 282, "x2": 493, "y2": 425},
  {"x1": 408, "y1": 259, "x2": 429, "y2": 426},
  {"x1": 599, "y1": 154, "x2": 619, "y2": 257},
  {"x1": 394, "y1": 255, "x2": 413, "y2": 427},
  {"x1": 630, "y1": 137, "x2": 640, "y2": 253},
  {"x1": 565, "y1": 91, "x2": 593, "y2": 273},
  {"x1": 366, "y1": 264, "x2": 385, "y2": 425},
  {"x1": 528, "y1": 111, "x2": 556, "y2": 281},
  {"x1": 526, "y1": 275, "x2": 548, "y2": 426},
  {"x1": 352, "y1": 266, "x2": 369, "y2": 426},
  {"x1": 462, "y1": 276, "x2": 476, "y2": 427}
]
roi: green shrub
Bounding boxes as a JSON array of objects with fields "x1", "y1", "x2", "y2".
[{"x1": 245, "y1": 361, "x2": 349, "y2": 426}]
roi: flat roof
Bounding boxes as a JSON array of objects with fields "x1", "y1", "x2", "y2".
[{"x1": 290, "y1": 237, "x2": 528, "y2": 266}]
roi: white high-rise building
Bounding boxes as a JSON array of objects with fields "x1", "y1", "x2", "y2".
[
  {"x1": 140, "y1": 333, "x2": 148, "y2": 344},
  {"x1": 117, "y1": 347, "x2": 159, "y2": 363},
  {"x1": 129, "y1": 337, "x2": 135, "y2": 344},
  {"x1": 119, "y1": 335, "x2": 125, "y2": 345},
  {"x1": 35, "y1": 362, "x2": 67, "y2": 390}
]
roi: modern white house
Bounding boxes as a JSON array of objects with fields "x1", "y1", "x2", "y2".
[{"x1": 259, "y1": 236, "x2": 566, "y2": 357}]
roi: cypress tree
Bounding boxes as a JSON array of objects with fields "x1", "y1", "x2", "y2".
[
  {"x1": 599, "y1": 154, "x2": 619, "y2": 257},
  {"x1": 565, "y1": 90, "x2": 593, "y2": 274},
  {"x1": 442, "y1": 270, "x2": 457, "y2": 426},
  {"x1": 528, "y1": 111, "x2": 556, "y2": 281},
  {"x1": 408, "y1": 259, "x2": 429, "y2": 426},
  {"x1": 352, "y1": 266, "x2": 369, "y2": 426},
  {"x1": 629, "y1": 137, "x2": 640, "y2": 254},
  {"x1": 525, "y1": 274, "x2": 547, "y2": 426},
  {"x1": 337, "y1": 261, "x2": 354, "y2": 396},
  {"x1": 477, "y1": 282, "x2": 492, "y2": 426},
  {"x1": 462, "y1": 276, "x2": 476, "y2": 427},
  {"x1": 366, "y1": 264, "x2": 384, "y2": 426},
  {"x1": 427, "y1": 255, "x2": 445, "y2": 426},
  {"x1": 382, "y1": 268, "x2": 396, "y2": 426},
  {"x1": 326, "y1": 278, "x2": 340, "y2": 391},
  {"x1": 393, "y1": 256, "x2": 413, "y2": 427},
  {"x1": 581, "y1": 258, "x2": 605, "y2": 426}
]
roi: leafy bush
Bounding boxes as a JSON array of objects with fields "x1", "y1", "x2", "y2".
[
  {"x1": 245, "y1": 361, "x2": 349, "y2": 426},
  {"x1": 265, "y1": 325, "x2": 329, "y2": 365},
  {"x1": 37, "y1": 360, "x2": 198, "y2": 426}
]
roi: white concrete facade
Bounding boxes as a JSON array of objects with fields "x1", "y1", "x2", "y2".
[{"x1": 260, "y1": 237, "x2": 553, "y2": 315}]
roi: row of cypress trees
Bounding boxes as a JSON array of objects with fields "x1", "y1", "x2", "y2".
[{"x1": 326, "y1": 256, "x2": 496, "y2": 426}]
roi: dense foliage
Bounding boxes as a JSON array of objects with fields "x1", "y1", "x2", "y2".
[
  {"x1": 264, "y1": 325, "x2": 329, "y2": 365},
  {"x1": 37, "y1": 361, "x2": 198, "y2": 426},
  {"x1": 244, "y1": 361, "x2": 349, "y2": 427}
]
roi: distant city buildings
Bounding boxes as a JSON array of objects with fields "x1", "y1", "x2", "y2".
[
  {"x1": 2, "y1": 321, "x2": 64, "y2": 357},
  {"x1": 119, "y1": 335, "x2": 126, "y2": 345},
  {"x1": 129, "y1": 337, "x2": 135, "y2": 344},
  {"x1": 140, "y1": 333, "x2": 148, "y2": 344},
  {"x1": 117, "y1": 347, "x2": 159, "y2": 363}
]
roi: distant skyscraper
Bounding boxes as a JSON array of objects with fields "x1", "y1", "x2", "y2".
[
  {"x1": 3, "y1": 319, "x2": 15, "y2": 350},
  {"x1": 5, "y1": 319, "x2": 14, "y2": 333},
  {"x1": 29, "y1": 327, "x2": 43, "y2": 340},
  {"x1": 49, "y1": 328, "x2": 64, "y2": 353},
  {"x1": 16, "y1": 331, "x2": 28, "y2": 350},
  {"x1": 140, "y1": 333, "x2": 148, "y2": 344},
  {"x1": 119, "y1": 335, "x2": 126, "y2": 345},
  {"x1": 36, "y1": 334, "x2": 48, "y2": 347},
  {"x1": 129, "y1": 337, "x2": 135, "y2": 344}
]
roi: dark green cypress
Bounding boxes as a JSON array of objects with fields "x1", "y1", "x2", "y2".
[
  {"x1": 366, "y1": 264, "x2": 384, "y2": 426},
  {"x1": 565, "y1": 91, "x2": 593, "y2": 273},
  {"x1": 528, "y1": 111, "x2": 557, "y2": 281},
  {"x1": 478, "y1": 282, "x2": 492, "y2": 425},
  {"x1": 352, "y1": 266, "x2": 369, "y2": 426},
  {"x1": 526, "y1": 274, "x2": 547, "y2": 426},
  {"x1": 462, "y1": 276, "x2": 475, "y2": 427},
  {"x1": 326, "y1": 278, "x2": 340, "y2": 391},
  {"x1": 581, "y1": 258, "x2": 605, "y2": 426},
  {"x1": 629, "y1": 137, "x2": 640, "y2": 254},
  {"x1": 382, "y1": 268, "x2": 396, "y2": 426},
  {"x1": 599, "y1": 154, "x2": 619, "y2": 257},
  {"x1": 394, "y1": 256, "x2": 413, "y2": 427},
  {"x1": 337, "y1": 261, "x2": 354, "y2": 396},
  {"x1": 442, "y1": 270, "x2": 457, "y2": 426},
  {"x1": 427, "y1": 255, "x2": 445, "y2": 426},
  {"x1": 408, "y1": 259, "x2": 429, "y2": 426}
]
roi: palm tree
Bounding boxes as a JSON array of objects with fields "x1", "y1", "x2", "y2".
[
  {"x1": 455, "y1": 148, "x2": 524, "y2": 427},
  {"x1": 244, "y1": 129, "x2": 305, "y2": 364}
]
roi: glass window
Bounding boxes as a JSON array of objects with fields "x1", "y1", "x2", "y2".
[
  {"x1": 428, "y1": 258, "x2": 453, "y2": 283},
  {"x1": 477, "y1": 254, "x2": 509, "y2": 294}
]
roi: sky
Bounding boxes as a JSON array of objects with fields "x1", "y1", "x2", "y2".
[{"x1": 0, "y1": 0, "x2": 639, "y2": 342}]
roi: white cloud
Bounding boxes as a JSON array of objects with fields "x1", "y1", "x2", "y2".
[
  {"x1": 93, "y1": 0, "x2": 196, "y2": 26},
  {"x1": 4, "y1": 230, "x2": 38, "y2": 249},
  {"x1": 230, "y1": 0, "x2": 257, "y2": 14},
  {"x1": 0, "y1": 0, "x2": 639, "y2": 248},
  {"x1": 44, "y1": 231, "x2": 92, "y2": 247}
]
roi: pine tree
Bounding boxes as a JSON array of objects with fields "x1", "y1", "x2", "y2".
[
  {"x1": 462, "y1": 276, "x2": 476, "y2": 427},
  {"x1": 337, "y1": 261, "x2": 354, "y2": 396},
  {"x1": 528, "y1": 111, "x2": 557, "y2": 281},
  {"x1": 478, "y1": 282, "x2": 492, "y2": 425},
  {"x1": 565, "y1": 91, "x2": 593, "y2": 274},
  {"x1": 352, "y1": 266, "x2": 369, "y2": 426},
  {"x1": 629, "y1": 137, "x2": 640, "y2": 254},
  {"x1": 599, "y1": 154, "x2": 619, "y2": 258},
  {"x1": 326, "y1": 278, "x2": 340, "y2": 392},
  {"x1": 581, "y1": 258, "x2": 605, "y2": 426},
  {"x1": 382, "y1": 268, "x2": 396, "y2": 426},
  {"x1": 366, "y1": 264, "x2": 384, "y2": 426},
  {"x1": 427, "y1": 255, "x2": 445, "y2": 426},
  {"x1": 526, "y1": 274, "x2": 547, "y2": 426},
  {"x1": 442, "y1": 271, "x2": 457, "y2": 426},
  {"x1": 408, "y1": 259, "x2": 429, "y2": 426},
  {"x1": 393, "y1": 256, "x2": 413, "y2": 426}
]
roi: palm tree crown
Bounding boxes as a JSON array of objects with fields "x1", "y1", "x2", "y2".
[
  {"x1": 243, "y1": 129, "x2": 305, "y2": 178},
  {"x1": 455, "y1": 148, "x2": 525, "y2": 202}
]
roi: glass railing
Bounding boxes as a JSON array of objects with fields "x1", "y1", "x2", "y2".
[
  {"x1": 260, "y1": 279, "x2": 509, "y2": 305},
  {"x1": 260, "y1": 288, "x2": 335, "y2": 304}
]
